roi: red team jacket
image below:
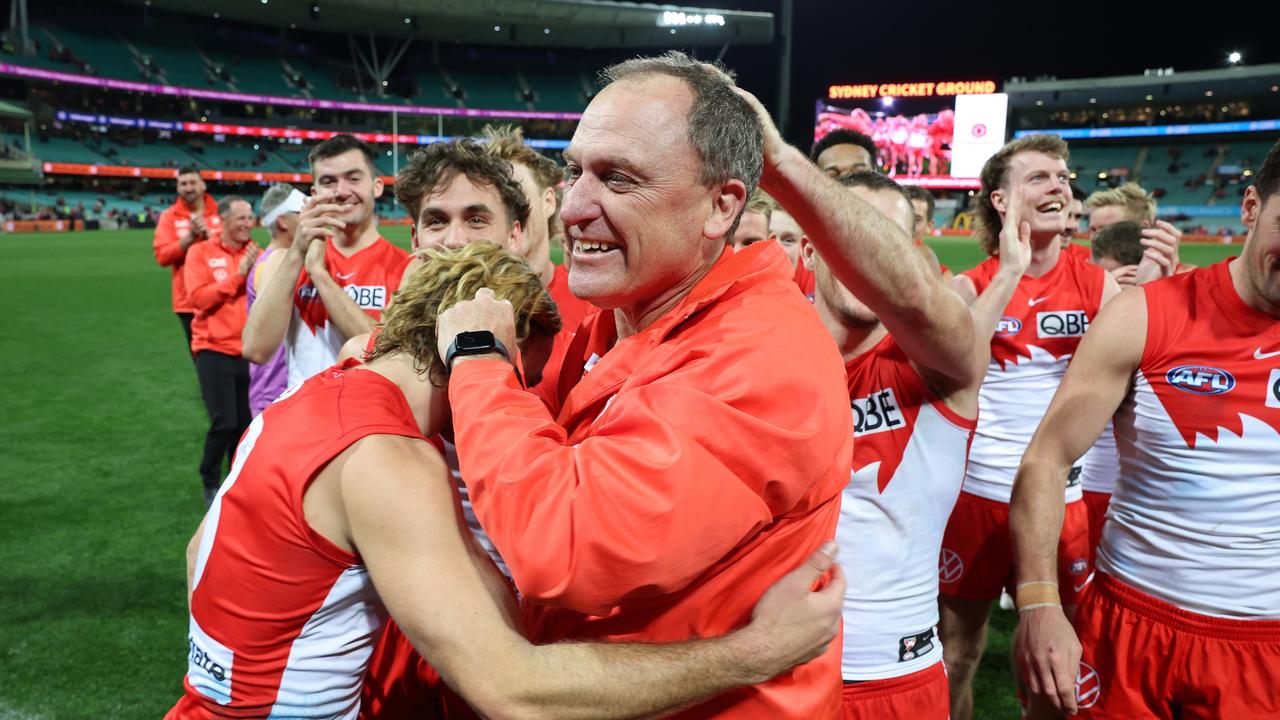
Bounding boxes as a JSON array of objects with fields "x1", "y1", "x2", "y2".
[
  {"x1": 447, "y1": 242, "x2": 852, "y2": 718},
  {"x1": 184, "y1": 240, "x2": 253, "y2": 357},
  {"x1": 154, "y1": 193, "x2": 223, "y2": 313}
]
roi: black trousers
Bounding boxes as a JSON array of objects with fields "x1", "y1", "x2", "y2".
[
  {"x1": 176, "y1": 312, "x2": 195, "y2": 364},
  {"x1": 195, "y1": 350, "x2": 251, "y2": 490}
]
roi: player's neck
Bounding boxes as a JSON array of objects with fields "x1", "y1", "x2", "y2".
[
  {"x1": 182, "y1": 195, "x2": 203, "y2": 213},
  {"x1": 817, "y1": 300, "x2": 887, "y2": 362},
  {"x1": 267, "y1": 232, "x2": 292, "y2": 251},
  {"x1": 332, "y1": 217, "x2": 380, "y2": 257},
  {"x1": 615, "y1": 254, "x2": 717, "y2": 339},
  {"x1": 1025, "y1": 233, "x2": 1063, "y2": 278},
  {"x1": 362, "y1": 353, "x2": 446, "y2": 437},
  {"x1": 1229, "y1": 256, "x2": 1280, "y2": 319},
  {"x1": 526, "y1": 239, "x2": 554, "y2": 286}
]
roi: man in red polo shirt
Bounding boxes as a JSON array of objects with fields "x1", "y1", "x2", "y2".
[
  {"x1": 154, "y1": 166, "x2": 222, "y2": 357},
  {"x1": 184, "y1": 196, "x2": 259, "y2": 506}
]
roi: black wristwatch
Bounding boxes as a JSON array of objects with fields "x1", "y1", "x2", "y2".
[{"x1": 444, "y1": 330, "x2": 512, "y2": 376}]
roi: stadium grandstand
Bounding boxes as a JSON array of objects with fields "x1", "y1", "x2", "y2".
[{"x1": 2, "y1": 2, "x2": 1277, "y2": 720}]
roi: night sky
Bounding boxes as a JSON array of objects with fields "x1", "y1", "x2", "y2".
[{"x1": 708, "y1": 1, "x2": 1279, "y2": 146}]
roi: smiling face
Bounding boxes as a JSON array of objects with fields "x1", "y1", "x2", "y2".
[
  {"x1": 413, "y1": 173, "x2": 521, "y2": 251},
  {"x1": 560, "y1": 74, "x2": 739, "y2": 317},
  {"x1": 1239, "y1": 185, "x2": 1280, "y2": 313},
  {"x1": 220, "y1": 200, "x2": 254, "y2": 248},
  {"x1": 311, "y1": 148, "x2": 384, "y2": 230},
  {"x1": 176, "y1": 172, "x2": 205, "y2": 206},
  {"x1": 992, "y1": 150, "x2": 1070, "y2": 239}
]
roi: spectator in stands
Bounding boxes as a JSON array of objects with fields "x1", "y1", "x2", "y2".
[
  {"x1": 246, "y1": 184, "x2": 305, "y2": 417},
  {"x1": 812, "y1": 129, "x2": 879, "y2": 177},
  {"x1": 729, "y1": 189, "x2": 774, "y2": 252},
  {"x1": 1086, "y1": 182, "x2": 1192, "y2": 273},
  {"x1": 241, "y1": 134, "x2": 407, "y2": 387},
  {"x1": 481, "y1": 125, "x2": 595, "y2": 335},
  {"x1": 153, "y1": 166, "x2": 222, "y2": 357},
  {"x1": 184, "y1": 196, "x2": 259, "y2": 506},
  {"x1": 903, "y1": 184, "x2": 952, "y2": 279}
]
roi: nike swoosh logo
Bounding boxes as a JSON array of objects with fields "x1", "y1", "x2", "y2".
[
  {"x1": 334, "y1": 272, "x2": 356, "y2": 281},
  {"x1": 1256, "y1": 348, "x2": 1280, "y2": 360},
  {"x1": 1028, "y1": 296, "x2": 1050, "y2": 306},
  {"x1": 1073, "y1": 571, "x2": 1095, "y2": 593}
]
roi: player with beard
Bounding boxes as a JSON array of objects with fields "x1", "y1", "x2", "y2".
[
  {"x1": 1011, "y1": 138, "x2": 1280, "y2": 719},
  {"x1": 154, "y1": 166, "x2": 223, "y2": 355}
]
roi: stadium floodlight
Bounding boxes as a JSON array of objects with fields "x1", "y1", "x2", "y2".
[
  {"x1": 881, "y1": 97, "x2": 894, "y2": 107},
  {"x1": 1228, "y1": 51, "x2": 1242, "y2": 65}
]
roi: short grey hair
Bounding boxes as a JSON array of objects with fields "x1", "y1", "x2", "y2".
[
  {"x1": 259, "y1": 183, "x2": 297, "y2": 220},
  {"x1": 217, "y1": 195, "x2": 248, "y2": 217},
  {"x1": 600, "y1": 51, "x2": 763, "y2": 200}
]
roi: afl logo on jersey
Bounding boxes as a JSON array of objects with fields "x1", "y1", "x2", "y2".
[
  {"x1": 1166, "y1": 365, "x2": 1236, "y2": 395},
  {"x1": 995, "y1": 316, "x2": 1022, "y2": 337}
]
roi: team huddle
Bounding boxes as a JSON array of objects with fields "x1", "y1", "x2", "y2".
[{"x1": 155, "y1": 53, "x2": 1280, "y2": 720}]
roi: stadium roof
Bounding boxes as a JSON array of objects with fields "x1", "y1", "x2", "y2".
[
  {"x1": 133, "y1": 0, "x2": 775, "y2": 48},
  {"x1": 1005, "y1": 63, "x2": 1280, "y2": 110}
]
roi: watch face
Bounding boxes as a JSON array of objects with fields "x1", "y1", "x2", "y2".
[{"x1": 455, "y1": 330, "x2": 497, "y2": 353}]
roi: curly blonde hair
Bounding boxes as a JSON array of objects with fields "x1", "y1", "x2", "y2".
[
  {"x1": 368, "y1": 242, "x2": 562, "y2": 385},
  {"x1": 1085, "y1": 183, "x2": 1157, "y2": 225}
]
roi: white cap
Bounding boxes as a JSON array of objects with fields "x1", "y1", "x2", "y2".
[{"x1": 261, "y1": 188, "x2": 307, "y2": 228}]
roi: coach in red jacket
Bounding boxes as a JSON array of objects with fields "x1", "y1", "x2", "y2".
[{"x1": 435, "y1": 53, "x2": 954, "y2": 718}]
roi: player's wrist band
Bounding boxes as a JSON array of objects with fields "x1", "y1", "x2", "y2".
[{"x1": 1015, "y1": 581, "x2": 1061, "y2": 611}]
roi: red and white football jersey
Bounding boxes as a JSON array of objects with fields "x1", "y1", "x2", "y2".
[
  {"x1": 1101, "y1": 259, "x2": 1280, "y2": 618},
  {"x1": 287, "y1": 238, "x2": 408, "y2": 386},
  {"x1": 168, "y1": 361, "x2": 424, "y2": 719},
  {"x1": 835, "y1": 335, "x2": 975, "y2": 680},
  {"x1": 961, "y1": 254, "x2": 1108, "y2": 503}
]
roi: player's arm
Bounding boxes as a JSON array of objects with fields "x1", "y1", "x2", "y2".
[
  {"x1": 186, "y1": 515, "x2": 208, "y2": 610},
  {"x1": 241, "y1": 247, "x2": 301, "y2": 363},
  {"x1": 952, "y1": 184, "x2": 1035, "y2": 362},
  {"x1": 153, "y1": 212, "x2": 195, "y2": 267},
  {"x1": 303, "y1": 237, "x2": 376, "y2": 339},
  {"x1": 242, "y1": 196, "x2": 344, "y2": 362},
  {"x1": 1008, "y1": 288, "x2": 1147, "y2": 714},
  {"x1": 740, "y1": 90, "x2": 977, "y2": 390},
  {"x1": 344, "y1": 436, "x2": 844, "y2": 720}
]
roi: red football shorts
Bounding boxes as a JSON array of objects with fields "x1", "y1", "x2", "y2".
[
  {"x1": 841, "y1": 662, "x2": 949, "y2": 720},
  {"x1": 938, "y1": 491, "x2": 1092, "y2": 604},
  {"x1": 1073, "y1": 572, "x2": 1280, "y2": 719},
  {"x1": 1081, "y1": 490, "x2": 1111, "y2": 566}
]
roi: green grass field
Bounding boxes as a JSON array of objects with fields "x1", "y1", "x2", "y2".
[{"x1": 0, "y1": 228, "x2": 1240, "y2": 719}]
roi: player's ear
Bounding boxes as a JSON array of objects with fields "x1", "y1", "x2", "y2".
[
  {"x1": 1240, "y1": 186, "x2": 1260, "y2": 230},
  {"x1": 990, "y1": 188, "x2": 1007, "y2": 215},
  {"x1": 800, "y1": 236, "x2": 817, "y2": 271},
  {"x1": 372, "y1": 175, "x2": 385, "y2": 200}
]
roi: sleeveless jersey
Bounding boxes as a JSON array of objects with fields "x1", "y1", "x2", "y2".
[
  {"x1": 287, "y1": 238, "x2": 408, "y2": 386},
  {"x1": 168, "y1": 361, "x2": 424, "y2": 718},
  {"x1": 1100, "y1": 259, "x2": 1280, "y2": 618},
  {"x1": 835, "y1": 334, "x2": 975, "y2": 680},
  {"x1": 961, "y1": 253, "x2": 1107, "y2": 503}
]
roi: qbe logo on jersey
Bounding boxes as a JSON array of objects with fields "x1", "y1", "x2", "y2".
[
  {"x1": 343, "y1": 284, "x2": 387, "y2": 310},
  {"x1": 851, "y1": 388, "x2": 904, "y2": 437},
  {"x1": 1267, "y1": 368, "x2": 1280, "y2": 409},
  {"x1": 1036, "y1": 310, "x2": 1089, "y2": 338},
  {"x1": 1166, "y1": 365, "x2": 1236, "y2": 395}
]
